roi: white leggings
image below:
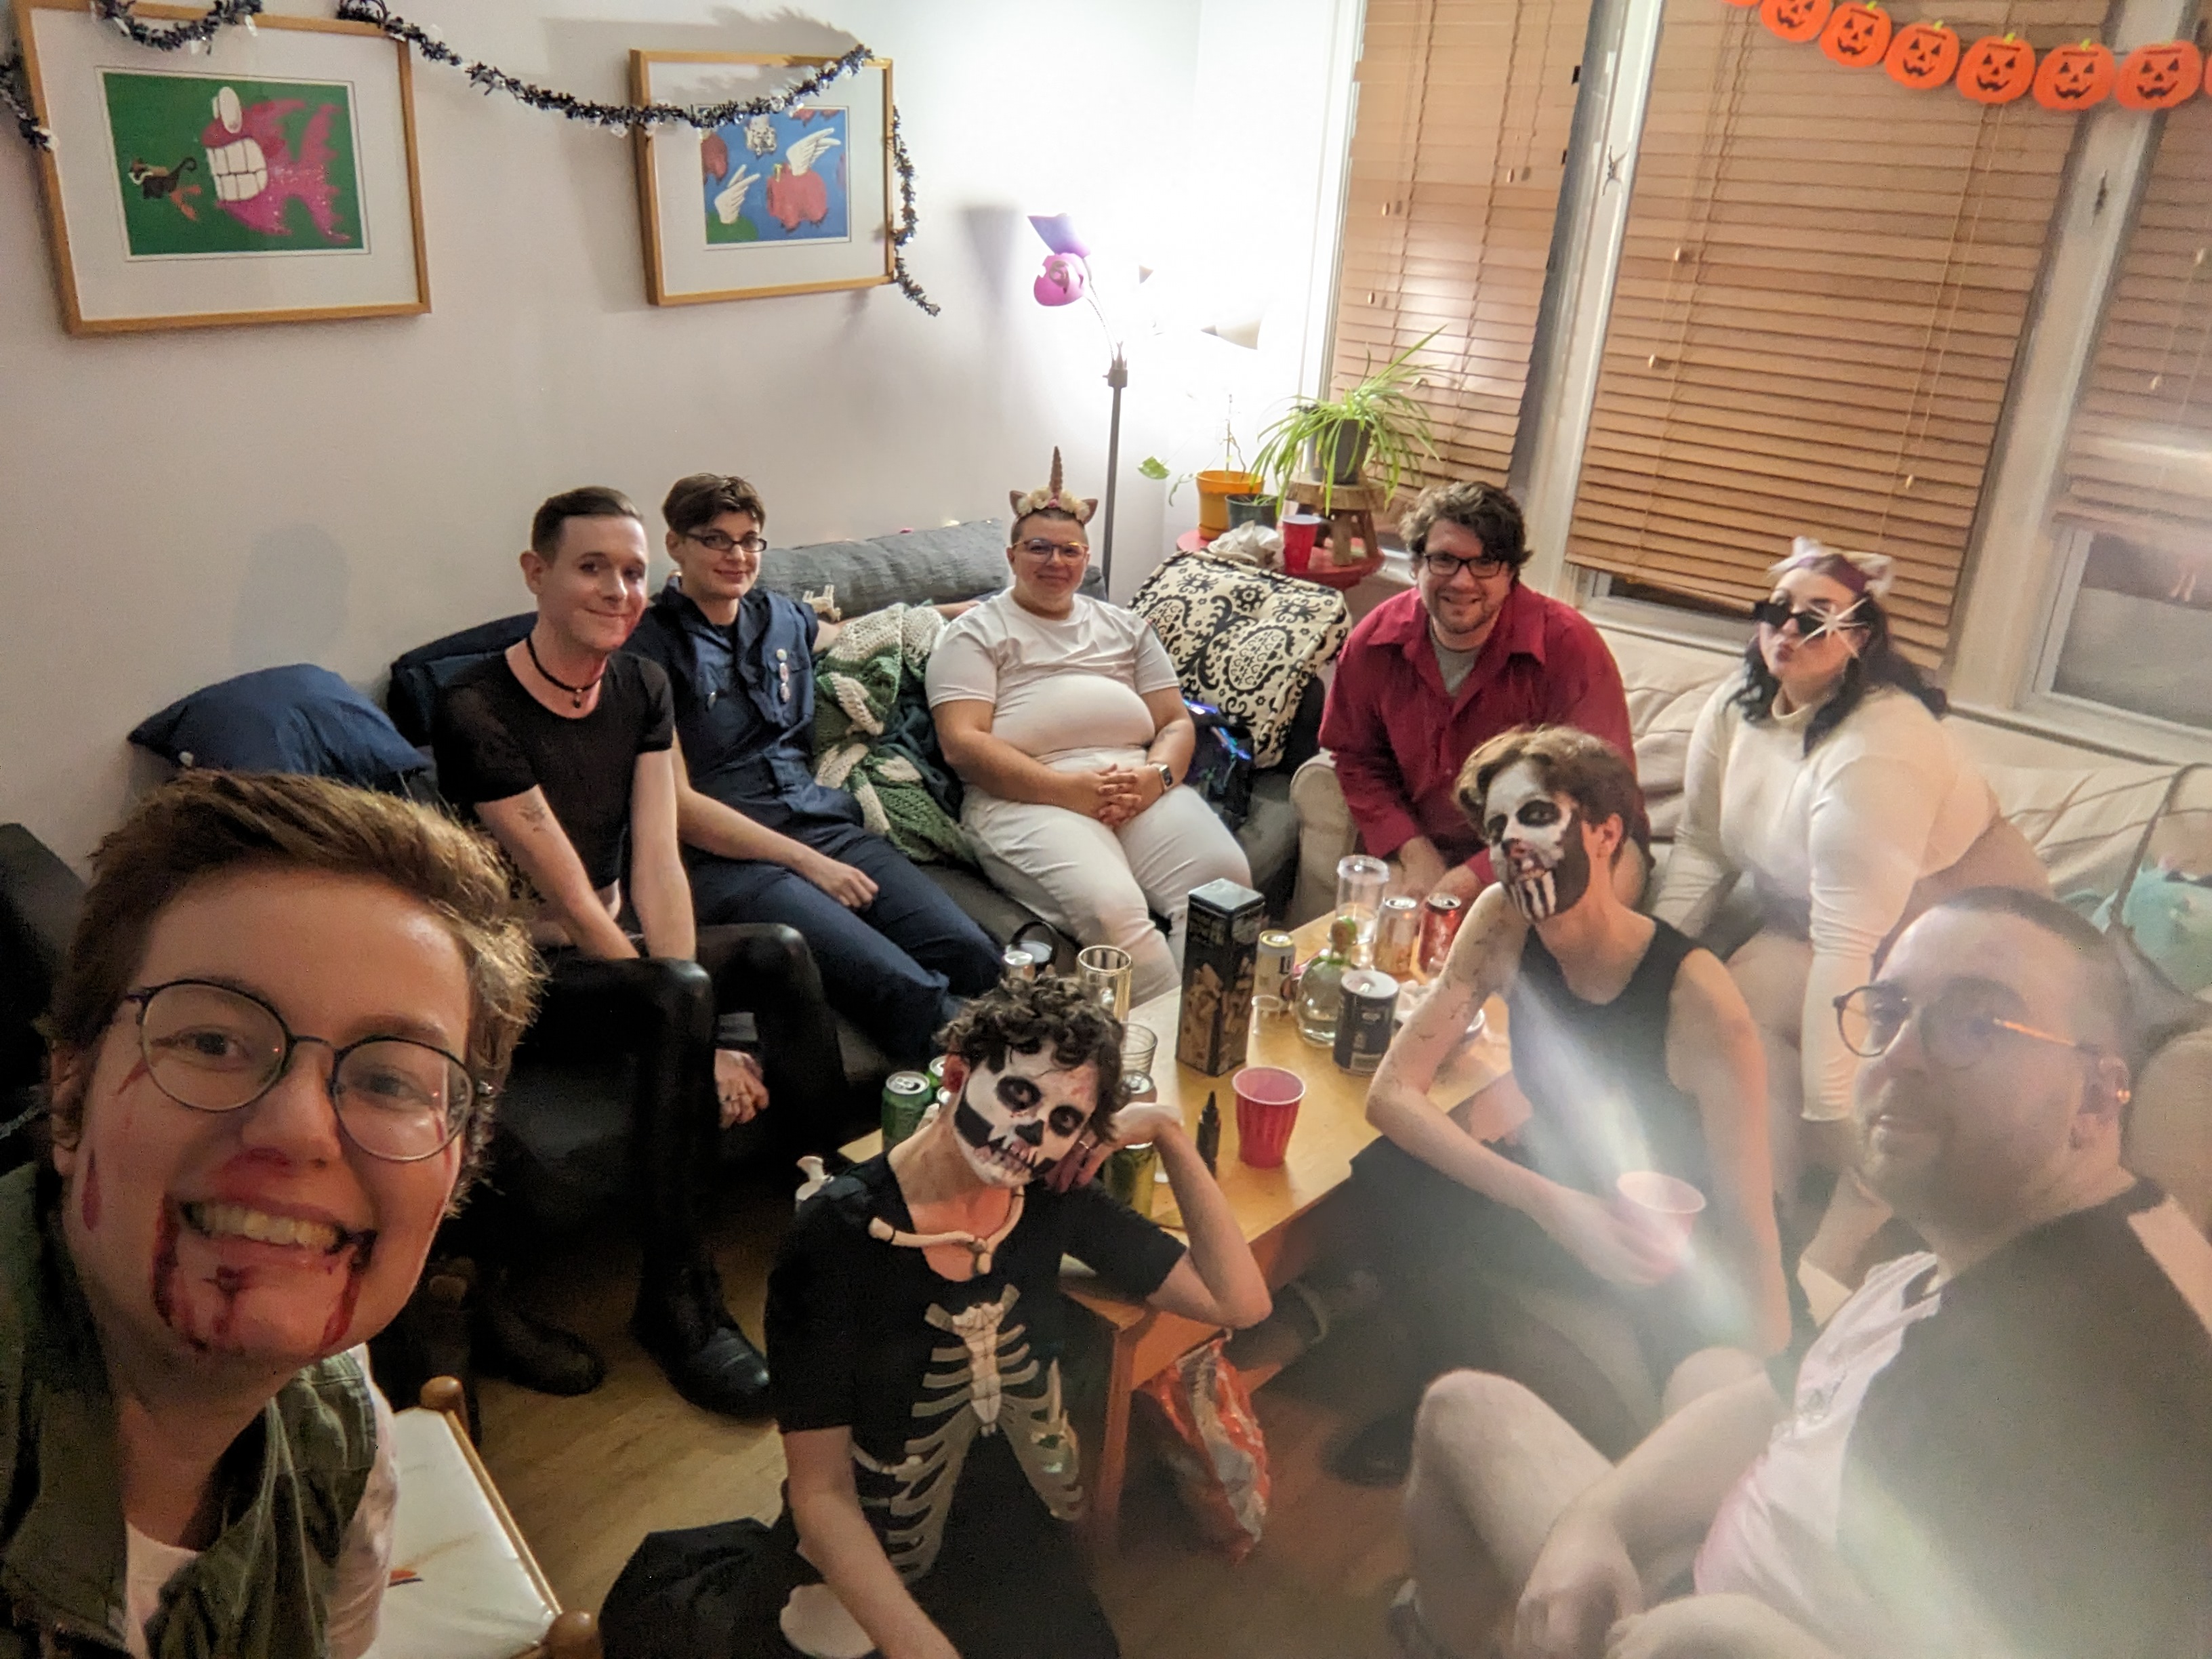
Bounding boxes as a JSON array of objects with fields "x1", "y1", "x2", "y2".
[{"x1": 964, "y1": 758, "x2": 1252, "y2": 1004}]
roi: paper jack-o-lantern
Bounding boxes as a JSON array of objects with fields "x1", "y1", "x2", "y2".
[
  {"x1": 1761, "y1": 0, "x2": 1832, "y2": 44},
  {"x1": 2115, "y1": 39, "x2": 2202, "y2": 109},
  {"x1": 1957, "y1": 33, "x2": 2036, "y2": 103},
  {"x1": 1885, "y1": 20, "x2": 1962, "y2": 87},
  {"x1": 1820, "y1": 1, "x2": 1893, "y2": 65},
  {"x1": 2034, "y1": 39, "x2": 2116, "y2": 108}
]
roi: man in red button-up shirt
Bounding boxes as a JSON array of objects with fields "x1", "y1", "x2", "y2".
[{"x1": 1317, "y1": 480, "x2": 1642, "y2": 902}]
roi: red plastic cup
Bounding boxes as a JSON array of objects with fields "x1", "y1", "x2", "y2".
[
  {"x1": 1614, "y1": 1171, "x2": 1706, "y2": 1273},
  {"x1": 1233, "y1": 1066, "x2": 1305, "y2": 1168},
  {"x1": 1280, "y1": 512, "x2": 1323, "y2": 575}
]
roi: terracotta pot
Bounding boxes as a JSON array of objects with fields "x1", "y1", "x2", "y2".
[{"x1": 1195, "y1": 470, "x2": 1265, "y2": 535}]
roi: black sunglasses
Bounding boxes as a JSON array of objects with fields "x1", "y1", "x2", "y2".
[{"x1": 1751, "y1": 596, "x2": 1865, "y2": 640}]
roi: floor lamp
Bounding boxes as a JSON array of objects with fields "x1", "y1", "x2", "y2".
[{"x1": 1029, "y1": 213, "x2": 1128, "y2": 593}]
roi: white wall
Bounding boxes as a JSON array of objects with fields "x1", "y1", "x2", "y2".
[{"x1": 0, "y1": 0, "x2": 1357, "y2": 865}]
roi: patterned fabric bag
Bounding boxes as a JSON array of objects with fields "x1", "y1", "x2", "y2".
[
  {"x1": 1132, "y1": 553, "x2": 1350, "y2": 769},
  {"x1": 812, "y1": 604, "x2": 975, "y2": 866}
]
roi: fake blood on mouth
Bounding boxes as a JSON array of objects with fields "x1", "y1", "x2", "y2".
[
  {"x1": 79, "y1": 1151, "x2": 102, "y2": 1233},
  {"x1": 319, "y1": 1239, "x2": 371, "y2": 1354},
  {"x1": 150, "y1": 1206, "x2": 194, "y2": 1347}
]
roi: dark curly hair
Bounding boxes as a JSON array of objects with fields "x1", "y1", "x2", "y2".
[
  {"x1": 1733, "y1": 591, "x2": 1947, "y2": 757},
  {"x1": 1399, "y1": 480, "x2": 1528, "y2": 572},
  {"x1": 937, "y1": 975, "x2": 1125, "y2": 1139}
]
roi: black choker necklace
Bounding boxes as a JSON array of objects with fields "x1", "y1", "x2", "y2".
[{"x1": 524, "y1": 632, "x2": 605, "y2": 710}]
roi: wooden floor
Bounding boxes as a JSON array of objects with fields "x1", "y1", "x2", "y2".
[{"x1": 478, "y1": 1179, "x2": 1409, "y2": 1659}]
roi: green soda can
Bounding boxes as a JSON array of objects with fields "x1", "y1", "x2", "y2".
[
  {"x1": 881, "y1": 1071, "x2": 933, "y2": 1147},
  {"x1": 926, "y1": 1055, "x2": 947, "y2": 1086},
  {"x1": 1102, "y1": 1142, "x2": 1160, "y2": 1217}
]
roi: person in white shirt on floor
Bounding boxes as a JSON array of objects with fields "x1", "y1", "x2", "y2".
[
  {"x1": 1652, "y1": 539, "x2": 2045, "y2": 1294},
  {"x1": 928, "y1": 450, "x2": 1251, "y2": 1003},
  {"x1": 1391, "y1": 886, "x2": 2212, "y2": 1659}
]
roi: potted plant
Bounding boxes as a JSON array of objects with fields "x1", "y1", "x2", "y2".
[{"x1": 1252, "y1": 331, "x2": 1440, "y2": 512}]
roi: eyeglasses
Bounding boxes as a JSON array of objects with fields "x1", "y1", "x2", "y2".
[
  {"x1": 119, "y1": 980, "x2": 487, "y2": 1163},
  {"x1": 684, "y1": 529, "x2": 767, "y2": 557},
  {"x1": 1752, "y1": 596, "x2": 1864, "y2": 641},
  {"x1": 1416, "y1": 551, "x2": 1510, "y2": 581},
  {"x1": 1015, "y1": 538, "x2": 1089, "y2": 562},
  {"x1": 1832, "y1": 983, "x2": 2102, "y2": 1071}
]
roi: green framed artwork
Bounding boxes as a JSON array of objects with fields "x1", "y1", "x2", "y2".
[{"x1": 15, "y1": 0, "x2": 428, "y2": 333}]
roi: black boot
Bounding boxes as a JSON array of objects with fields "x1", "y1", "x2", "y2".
[
  {"x1": 632, "y1": 1256, "x2": 773, "y2": 1417},
  {"x1": 474, "y1": 1268, "x2": 606, "y2": 1397}
]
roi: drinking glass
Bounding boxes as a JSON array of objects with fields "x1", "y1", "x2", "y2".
[
  {"x1": 1335, "y1": 855, "x2": 1389, "y2": 966},
  {"x1": 1077, "y1": 944, "x2": 1135, "y2": 1022}
]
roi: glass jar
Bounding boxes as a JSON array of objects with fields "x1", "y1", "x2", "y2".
[{"x1": 1296, "y1": 914, "x2": 1362, "y2": 1047}]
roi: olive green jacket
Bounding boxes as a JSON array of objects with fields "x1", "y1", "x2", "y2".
[{"x1": 0, "y1": 1166, "x2": 377, "y2": 1658}]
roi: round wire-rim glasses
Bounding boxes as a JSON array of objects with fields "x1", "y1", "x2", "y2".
[
  {"x1": 1832, "y1": 983, "x2": 2104, "y2": 1071},
  {"x1": 1014, "y1": 537, "x2": 1089, "y2": 562},
  {"x1": 119, "y1": 979, "x2": 487, "y2": 1164}
]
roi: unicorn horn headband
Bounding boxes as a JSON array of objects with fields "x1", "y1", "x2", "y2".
[
  {"x1": 1009, "y1": 447, "x2": 1098, "y2": 527},
  {"x1": 1771, "y1": 535, "x2": 1894, "y2": 600}
]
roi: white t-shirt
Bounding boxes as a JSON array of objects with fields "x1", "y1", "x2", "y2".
[
  {"x1": 925, "y1": 592, "x2": 1180, "y2": 769},
  {"x1": 125, "y1": 1355, "x2": 399, "y2": 1659},
  {"x1": 1653, "y1": 678, "x2": 1996, "y2": 1119}
]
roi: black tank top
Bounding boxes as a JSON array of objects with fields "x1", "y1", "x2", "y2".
[{"x1": 1504, "y1": 918, "x2": 1710, "y2": 1199}]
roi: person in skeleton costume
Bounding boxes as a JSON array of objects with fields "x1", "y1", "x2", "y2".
[
  {"x1": 735, "y1": 976, "x2": 1267, "y2": 1659},
  {"x1": 1333, "y1": 725, "x2": 1790, "y2": 1486},
  {"x1": 1652, "y1": 539, "x2": 2045, "y2": 1306},
  {"x1": 927, "y1": 449, "x2": 1252, "y2": 1005}
]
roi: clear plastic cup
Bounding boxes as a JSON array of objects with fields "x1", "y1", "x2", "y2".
[{"x1": 1335, "y1": 855, "x2": 1389, "y2": 965}]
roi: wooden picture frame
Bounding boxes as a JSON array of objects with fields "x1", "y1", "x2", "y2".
[
  {"x1": 631, "y1": 51, "x2": 892, "y2": 306},
  {"x1": 14, "y1": 0, "x2": 428, "y2": 334}
]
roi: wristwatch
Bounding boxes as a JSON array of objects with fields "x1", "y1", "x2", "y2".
[{"x1": 1154, "y1": 762, "x2": 1176, "y2": 793}]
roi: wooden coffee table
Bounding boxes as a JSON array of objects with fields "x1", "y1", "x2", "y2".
[{"x1": 839, "y1": 916, "x2": 1512, "y2": 1559}]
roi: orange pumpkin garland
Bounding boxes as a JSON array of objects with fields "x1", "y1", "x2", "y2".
[
  {"x1": 1820, "y1": 0, "x2": 1893, "y2": 64},
  {"x1": 1761, "y1": 0, "x2": 1834, "y2": 43},
  {"x1": 1885, "y1": 19, "x2": 1961, "y2": 87},
  {"x1": 2033, "y1": 39, "x2": 2116, "y2": 108},
  {"x1": 2114, "y1": 39, "x2": 2201, "y2": 109},
  {"x1": 1957, "y1": 33, "x2": 2036, "y2": 102}
]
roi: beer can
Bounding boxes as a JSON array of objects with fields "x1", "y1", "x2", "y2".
[
  {"x1": 1376, "y1": 895, "x2": 1422, "y2": 977},
  {"x1": 1333, "y1": 968, "x2": 1399, "y2": 1075},
  {"x1": 1254, "y1": 930, "x2": 1296, "y2": 1012},
  {"x1": 1102, "y1": 1142, "x2": 1160, "y2": 1217},
  {"x1": 1420, "y1": 893, "x2": 1465, "y2": 977},
  {"x1": 1002, "y1": 946, "x2": 1038, "y2": 981},
  {"x1": 881, "y1": 1071, "x2": 933, "y2": 1147},
  {"x1": 926, "y1": 1055, "x2": 947, "y2": 1086}
]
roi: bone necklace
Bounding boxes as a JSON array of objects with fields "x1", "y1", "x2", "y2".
[
  {"x1": 525, "y1": 632, "x2": 605, "y2": 710},
  {"x1": 869, "y1": 1190, "x2": 1025, "y2": 1275}
]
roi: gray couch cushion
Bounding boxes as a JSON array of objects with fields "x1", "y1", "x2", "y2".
[{"x1": 756, "y1": 520, "x2": 1103, "y2": 617}]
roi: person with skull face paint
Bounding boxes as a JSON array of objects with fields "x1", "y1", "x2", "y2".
[
  {"x1": 1653, "y1": 538, "x2": 2045, "y2": 1306},
  {"x1": 1338, "y1": 726, "x2": 1789, "y2": 1485},
  {"x1": 8, "y1": 772, "x2": 539, "y2": 1659},
  {"x1": 739, "y1": 977, "x2": 1267, "y2": 1659}
]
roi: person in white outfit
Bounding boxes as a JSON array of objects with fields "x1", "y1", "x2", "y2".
[
  {"x1": 1653, "y1": 539, "x2": 2045, "y2": 1298},
  {"x1": 928, "y1": 451, "x2": 1252, "y2": 1004}
]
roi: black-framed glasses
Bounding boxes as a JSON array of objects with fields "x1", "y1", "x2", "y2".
[
  {"x1": 1416, "y1": 551, "x2": 1510, "y2": 581},
  {"x1": 684, "y1": 528, "x2": 767, "y2": 556},
  {"x1": 1015, "y1": 537, "x2": 1088, "y2": 562},
  {"x1": 1833, "y1": 983, "x2": 2103, "y2": 1071},
  {"x1": 1752, "y1": 596, "x2": 1864, "y2": 640},
  {"x1": 119, "y1": 980, "x2": 486, "y2": 1163}
]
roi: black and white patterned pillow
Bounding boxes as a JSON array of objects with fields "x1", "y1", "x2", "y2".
[{"x1": 1132, "y1": 554, "x2": 1351, "y2": 769}]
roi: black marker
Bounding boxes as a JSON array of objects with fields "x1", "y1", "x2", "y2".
[{"x1": 1195, "y1": 1090, "x2": 1221, "y2": 1176}]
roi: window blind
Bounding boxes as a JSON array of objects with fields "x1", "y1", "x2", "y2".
[
  {"x1": 1564, "y1": 0, "x2": 2104, "y2": 655},
  {"x1": 2054, "y1": 98, "x2": 2212, "y2": 554},
  {"x1": 1330, "y1": 0, "x2": 1591, "y2": 498}
]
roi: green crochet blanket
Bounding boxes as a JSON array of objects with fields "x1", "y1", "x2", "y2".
[{"x1": 812, "y1": 604, "x2": 974, "y2": 865}]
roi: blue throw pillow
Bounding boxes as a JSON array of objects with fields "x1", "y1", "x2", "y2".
[{"x1": 130, "y1": 665, "x2": 428, "y2": 790}]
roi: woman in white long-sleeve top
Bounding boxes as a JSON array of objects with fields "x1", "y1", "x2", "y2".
[{"x1": 1653, "y1": 539, "x2": 2046, "y2": 1298}]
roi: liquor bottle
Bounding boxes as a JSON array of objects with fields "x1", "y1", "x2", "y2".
[{"x1": 1296, "y1": 914, "x2": 1362, "y2": 1048}]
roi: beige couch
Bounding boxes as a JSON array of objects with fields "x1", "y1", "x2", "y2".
[{"x1": 1290, "y1": 624, "x2": 2211, "y2": 1229}]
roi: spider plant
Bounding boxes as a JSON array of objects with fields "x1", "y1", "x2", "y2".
[{"x1": 1252, "y1": 330, "x2": 1441, "y2": 512}]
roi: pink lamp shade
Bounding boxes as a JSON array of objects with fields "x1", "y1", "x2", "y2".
[{"x1": 1033, "y1": 252, "x2": 1086, "y2": 307}]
